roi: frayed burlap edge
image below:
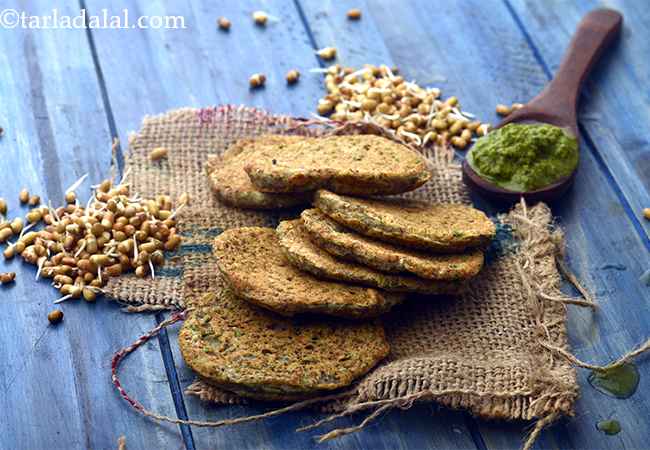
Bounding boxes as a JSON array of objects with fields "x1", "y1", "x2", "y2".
[
  {"x1": 180, "y1": 116, "x2": 473, "y2": 407},
  {"x1": 183, "y1": 199, "x2": 581, "y2": 443},
  {"x1": 102, "y1": 106, "x2": 319, "y2": 312},
  {"x1": 106, "y1": 108, "x2": 650, "y2": 450},
  {"x1": 159, "y1": 203, "x2": 582, "y2": 450},
  {"x1": 292, "y1": 200, "x2": 581, "y2": 446},
  {"x1": 103, "y1": 107, "x2": 596, "y2": 449},
  {"x1": 103, "y1": 107, "x2": 400, "y2": 312}
]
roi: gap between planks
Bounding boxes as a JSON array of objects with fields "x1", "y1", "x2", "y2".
[
  {"x1": 79, "y1": 0, "x2": 125, "y2": 174},
  {"x1": 79, "y1": 0, "x2": 196, "y2": 447},
  {"x1": 72, "y1": 1, "x2": 609, "y2": 449},
  {"x1": 290, "y1": 1, "x2": 495, "y2": 449},
  {"x1": 291, "y1": 0, "x2": 505, "y2": 449},
  {"x1": 503, "y1": 0, "x2": 650, "y2": 252}
]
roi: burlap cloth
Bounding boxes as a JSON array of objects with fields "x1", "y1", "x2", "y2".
[{"x1": 106, "y1": 106, "x2": 580, "y2": 441}]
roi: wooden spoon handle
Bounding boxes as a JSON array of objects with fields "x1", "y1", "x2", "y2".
[{"x1": 530, "y1": 9, "x2": 623, "y2": 122}]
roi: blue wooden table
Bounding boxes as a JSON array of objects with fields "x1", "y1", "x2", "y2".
[{"x1": 1, "y1": 1, "x2": 648, "y2": 449}]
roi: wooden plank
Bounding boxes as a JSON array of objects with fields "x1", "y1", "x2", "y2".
[
  {"x1": 508, "y1": 0, "x2": 650, "y2": 240},
  {"x1": 0, "y1": 2, "x2": 182, "y2": 449},
  {"x1": 294, "y1": 1, "x2": 530, "y2": 448},
  {"x1": 296, "y1": 0, "x2": 650, "y2": 448},
  {"x1": 169, "y1": 336, "x2": 478, "y2": 450},
  {"x1": 291, "y1": 0, "x2": 497, "y2": 447},
  {"x1": 295, "y1": 0, "x2": 394, "y2": 68},
  {"x1": 86, "y1": 0, "x2": 479, "y2": 448},
  {"x1": 84, "y1": 0, "x2": 324, "y2": 148},
  {"x1": 357, "y1": 0, "x2": 650, "y2": 448},
  {"x1": 503, "y1": 1, "x2": 650, "y2": 449}
]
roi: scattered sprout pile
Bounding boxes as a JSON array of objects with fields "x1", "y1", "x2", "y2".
[
  {"x1": 0, "y1": 173, "x2": 184, "y2": 304},
  {"x1": 314, "y1": 64, "x2": 490, "y2": 149},
  {"x1": 210, "y1": 9, "x2": 500, "y2": 149}
]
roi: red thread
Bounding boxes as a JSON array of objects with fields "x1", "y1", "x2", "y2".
[{"x1": 111, "y1": 311, "x2": 188, "y2": 414}]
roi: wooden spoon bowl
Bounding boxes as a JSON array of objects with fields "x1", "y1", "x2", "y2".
[
  {"x1": 462, "y1": 9, "x2": 622, "y2": 204},
  {"x1": 462, "y1": 162, "x2": 576, "y2": 204}
]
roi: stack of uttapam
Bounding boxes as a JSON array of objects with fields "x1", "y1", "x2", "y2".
[{"x1": 180, "y1": 134, "x2": 495, "y2": 401}]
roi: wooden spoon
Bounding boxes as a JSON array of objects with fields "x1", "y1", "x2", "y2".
[{"x1": 462, "y1": 9, "x2": 623, "y2": 203}]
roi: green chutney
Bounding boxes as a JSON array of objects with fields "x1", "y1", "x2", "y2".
[{"x1": 467, "y1": 123, "x2": 579, "y2": 192}]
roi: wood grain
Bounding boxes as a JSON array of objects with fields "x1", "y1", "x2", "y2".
[
  {"x1": 464, "y1": 9, "x2": 622, "y2": 204},
  {"x1": 0, "y1": 1, "x2": 182, "y2": 449},
  {"x1": 506, "y1": 1, "x2": 650, "y2": 448},
  {"x1": 361, "y1": 0, "x2": 650, "y2": 448},
  {"x1": 84, "y1": 0, "x2": 479, "y2": 448},
  {"x1": 509, "y1": 0, "x2": 650, "y2": 241},
  {"x1": 84, "y1": 0, "x2": 323, "y2": 147},
  {"x1": 2, "y1": 0, "x2": 649, "y2": 449},
  {"x1": 500, "y1": 8, "x2": 622, "y2": 138}
]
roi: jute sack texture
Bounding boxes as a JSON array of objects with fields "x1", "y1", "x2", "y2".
[{"x1": 106, "y1": 106, "x2": 578, "y2": 436}]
